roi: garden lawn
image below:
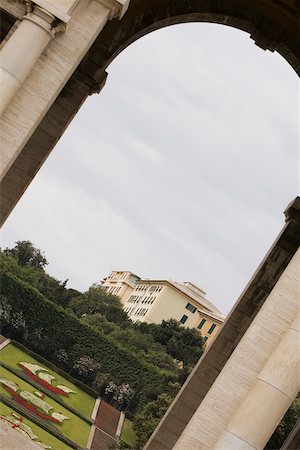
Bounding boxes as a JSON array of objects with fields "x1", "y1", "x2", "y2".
[
  {"x1": 0, "y1": 343, "x2": 95, "y2": 417},
  {"x1": 0, "y1": 402, "x2": 72, "y2": 450},
  {"x1": 121, "y1": 418, "x2": 136, "y2": 448},
  {"x1": 0, "y1": 366, "x2": 91, "y2": 448}
]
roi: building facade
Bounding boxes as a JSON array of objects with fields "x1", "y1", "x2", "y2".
[
  {"x1": 123, "y1": 279, "x2": 225, "y2": 346},
  {"x1": 99, "y1": 271, "x2": 225, "y2": 345},
  {"x1": 99, "y1": 271, "x2": 140, "y2": 304}
]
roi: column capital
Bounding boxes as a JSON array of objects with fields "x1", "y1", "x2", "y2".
[
  {"x1": 23, "y1": 5, "x2": 56, "y2": 37},
  {"x1": 30, "y1": 0, "x2": 72, "y2": 23},
  {"x1": 96, "y1": 0, "x2": 130, "y2": 20}
]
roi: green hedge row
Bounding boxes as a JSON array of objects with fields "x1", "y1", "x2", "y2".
[{"x1": 0, "y1": 272, "x2": 166, "y2": 411}]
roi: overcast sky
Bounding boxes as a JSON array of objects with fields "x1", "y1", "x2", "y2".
[{"x1": 1, "y1": 23, "x2": 299, "y2": 314}]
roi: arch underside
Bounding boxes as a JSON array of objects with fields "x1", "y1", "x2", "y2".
[{"x1": 80, "y1": 0, "x2": 300, "y2": 79}]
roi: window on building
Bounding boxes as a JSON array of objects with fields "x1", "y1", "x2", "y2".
[
  {"x1": 180, "y1": 314, "x2": 188, "y2": 324},
  {"x1": 207, "y1": 324, "x2": 216, "y2": 334},
  {"x1": 185, "y1": 303, "x2": 197, "y2": 313},
  {"x1": 197, "y1": 319, "x2": 206, "y2": 329},
  {"x1": 149, "y1": 286, "x2": 157, "y2": 293},
  {"x1": 203, "y1": 336, "x2": 208, "y2": 343}
]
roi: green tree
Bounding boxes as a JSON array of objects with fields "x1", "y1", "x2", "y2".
[
  {"x1": 140, "y1": 350, "x2": 177, "y2": 372},
  {"x1": 4, "y1": 241, "x2": 48, "y2": 270},
  {"x1": 0, "y1": 248, "x2": 77, "y2": 308},
  {"x1": 133, "y1": 393, "x2": 173, "y2": 449},
  {"x1": 139, "y1": 319, "x2": 204, "y2": 366},
  {"x1": 69, "y1": 285, "x2": 130, "y2": 326},
  {"x1": 81, "y1": 313, "x2": 119, "y2": 335},
  {"x1": 109, "y1": 328, "x2": 157, "y2": 353}
]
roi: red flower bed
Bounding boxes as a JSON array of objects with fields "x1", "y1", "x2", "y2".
[
  {"x1": 5, "y1": 386, "x2": 61, "y2": 423},
  {"x1": 19, "y1": 364, "x2": 68, "y2": 397}
]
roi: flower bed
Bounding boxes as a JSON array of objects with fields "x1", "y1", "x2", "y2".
[
  {"x1": 19, "y1": 362, "x2": 75, "y2": 398},
  {"x1": 0, "y1": 366, "x2": 91, "y2": 448},
  {"x1": 0, "y1": 343, "x2": 96, "y2": 418},
  {"x1": 0, "y1": 377, "x2": 68, "y2": 424}
]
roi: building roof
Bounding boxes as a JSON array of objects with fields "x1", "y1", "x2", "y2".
[
  {"x1": 171, "y1": 281, "x2": 222, "y2": 315},
  {"x1": 107, "y1": 271, "x2": 140, "y2": 278},
  {"x1": 137, "y1": 278, "x2": 223, "y2": 317}
]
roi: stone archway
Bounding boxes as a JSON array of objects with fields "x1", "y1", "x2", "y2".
[
  {"x1": 81, "y1": 0, "x2": 300, "y2": 76},
  {"x1": 0, "y1": 2, "x2": 299, "y2": 449},
  {"x1": 0, "y1": 0, "x2": 299, "y2": 226}
]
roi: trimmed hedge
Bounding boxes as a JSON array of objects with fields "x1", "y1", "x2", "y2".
[{"x1": 0, "y1": 272, "x2": 167, "y2": 411}]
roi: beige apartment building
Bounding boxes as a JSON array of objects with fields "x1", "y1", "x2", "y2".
[
  {"x1": 99, "y1": 271, "x2": 140, "y2": 304},
  {"x1": 123, "y1": 279, "x2": 225, "y2": 346},
  {"x1": 100, "y1": 271, "x2": 225, "y2": 345}
]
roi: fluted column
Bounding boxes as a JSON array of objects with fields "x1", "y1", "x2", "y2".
[
  {"x1": 173, "y1": 247, "x2": 299, "y2": 450},
  {"x1": 214, "y1": 312, "x2": 300, "y2": 450},
  {"x1": 0, "y1": 0, "x2": 130, "y2": 186},
  {"x1": 0, "y1": 5, "x2": 57, "y2": 116}
]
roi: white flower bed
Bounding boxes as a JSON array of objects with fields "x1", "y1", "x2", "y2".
[
  {"x1": 56, "y1": 385, "x2": 76, "y2": 394},
  {"x1": 0, "y1": 377, "x2": 19, "y2": 392},
  {"x1": 19, "y1": 361, "x2": 77, "y2": 397},
  {"x1": 19, "y1": 391, "x2": 53, "y2": 414},
  {"x1": 20, "y1": 362, "x2": 47, "y2": 375},
  {"x1": 34, "y1": 391, "x2": 44, "y2": 398},
  {"x1": 51, "y1": 412, "x2": 69, "y2": 423},
  {"x1": 37, "y1": 372, "x2": 55, "y2": 384}
]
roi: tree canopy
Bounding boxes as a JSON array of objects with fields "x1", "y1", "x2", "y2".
[
  {"x1": 69, "y1": 285, "x2": 131, "y2": 326},
  {"x1": 4, "y1": 240, "x2": 48, "y2": 270}
]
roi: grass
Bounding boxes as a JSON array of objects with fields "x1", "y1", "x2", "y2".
[
  {"x1": 0, "y1": 343, "x2": 95, "y2": 418},
  {"x1": 0, "y1": 402, "x2": 72, "y2": 450},
  {"x1": 0, "y1": 366, "x2": 91, "y2": 448},
  {"x1": 121, "y1": 418, "x2": 136, "y2": 448}
]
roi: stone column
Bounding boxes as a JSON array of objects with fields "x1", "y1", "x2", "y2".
[
  {"x1": 0, "y1": 0, "x2": 130, "y2": 184},
  {"x1": 214, "y1": 312, "x2": 300, "y2": 450},
  {"x1": 0, "y1": 5, "x2": 56, "y2": 116},
  {"x1": 173, "y1": 248, "x2": 299, "y2": 450}
]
